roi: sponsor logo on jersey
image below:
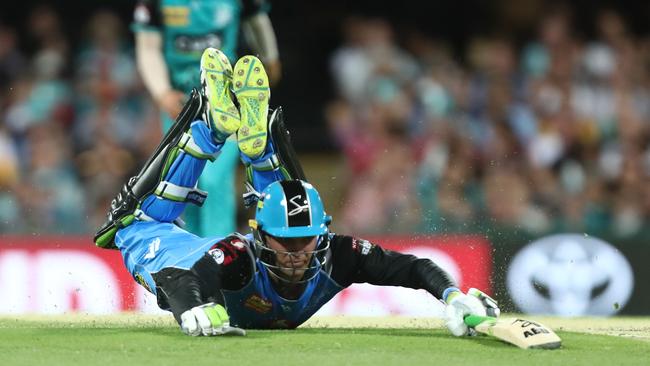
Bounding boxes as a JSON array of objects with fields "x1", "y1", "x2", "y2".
[
  {"x1": 163, "y1": 6, "x2": 190, "y2": 27},
  {"x1": 352, "y1": 238, "x2": 373, "y2": 255},
  {"x1": 143, "y1": 237, "x2": 160, "y2": 259},
  {"x1": 244, "y1": 294, "x2": 273, "y2": 314},
  {"x1": 507, "y1": 234, "x2": 634, "y2": 316},
  {"x1": 173, "y1": 33, "x2": 222, "y2": 53},
  {"x1": 208, "y1": 248, "x2": 225, "y2": 264},
  {"x1": 231, "y1": 240, "x2": 245, "y2": 250},
  {"x1": 208, "y1": 237, "x2": 248, "y2": 266}
]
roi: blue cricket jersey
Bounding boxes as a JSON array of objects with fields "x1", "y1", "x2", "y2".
[
  {"x1": 116, "y1": 221, "x2": 345, "y2": 328},
  {"x1": 223, "y1": 260, "x2": 344, "y2": 329},
  {"x1": 115, "y1": 217, "x2": 454, "y2": 330}
]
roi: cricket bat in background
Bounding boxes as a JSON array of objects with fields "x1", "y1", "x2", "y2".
[{"x1": 464, "y1": 315, "x2": 562, "y2": 349}]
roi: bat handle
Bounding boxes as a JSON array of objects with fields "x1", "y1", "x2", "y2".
[{"x1": 464, "y1": 314, "x2": 496, "y2": 328}]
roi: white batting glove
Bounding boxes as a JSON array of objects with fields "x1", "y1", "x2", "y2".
[
  {"x1": 467, "y1": 287, "x2": 500, "y2": 318},
  {"x1": 443, "y1": 287, "x2": 487, "y2": 337},
  {"x1": 180, "y1": 303, "x2": 246, "y2": 337}
]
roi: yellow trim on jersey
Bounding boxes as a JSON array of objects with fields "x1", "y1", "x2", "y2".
[{"x1": 163, "y1": 6, "x2": 190, "y2": 27}]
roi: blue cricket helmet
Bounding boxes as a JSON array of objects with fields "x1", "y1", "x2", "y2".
[
  {"x1": 253, "y1": 180, "x2": 331, "y2": 238},
  {"x1": 250, "y1": 180, "x2": 332, "y2": 283}
]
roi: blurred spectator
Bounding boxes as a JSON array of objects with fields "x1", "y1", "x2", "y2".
[
  {"x1": 0, "y1": 25, "x2": 26, "y2": 108},
  {"x1": 72, "y1": 9, "x2": 155, "y2": 229},
  {"x1": 0, "y1": 7, "x2": 154, "y2": 234},
  {"x1": 73, "y1": 9, "x2": 146, "y2": 149},
  {"x1": 328, "y1": 12, "x2": 650, "y2": 237},
  {"x1": 0, "y1": 123, "x2": 20, "y2": 232},
  {"x1": 330, "y1": 18, "x2": 419, "y2": 106},
  {"x1": 25, "y1": 5, "x2": 68, "y2": 58},
  {"x1": 0, "y1": 3, "x2": 649, "y2": 238},
  {"x1": 4, "y1": 6, "x2": 72, "y2": 138},
  {"x1": 14, "y1": 123, "x2": 86, "y2": 233}
]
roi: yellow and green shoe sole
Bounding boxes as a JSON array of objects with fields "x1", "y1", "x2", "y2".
[
  {"x1": 200, "y1": 48, "x2": 240, "y2": 141},
  {"x1": 233, "y1": 55, "x2": 270, "y2": 159}
]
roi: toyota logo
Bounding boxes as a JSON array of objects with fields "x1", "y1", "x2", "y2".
[{"x1": 507, "y1": 234, "x2": 634, "y2": 316}]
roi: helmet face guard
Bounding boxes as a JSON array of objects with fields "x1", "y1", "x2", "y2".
[
  {"x1": 250, "y1": 180, "x2": 332, "y2": 284},
  {"x1": 253, "y1": 231, "x2": 330, "y2": 284}
]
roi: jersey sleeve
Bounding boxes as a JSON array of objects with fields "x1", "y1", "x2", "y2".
[
  {"x1": 152, "y1": 267, "x2": 205, "y2": 324},
  {"x1": 241, "y1": 0, "x2": 270, "y2": 18},
  {"x1": 152, "y1": 235, "x2": 255, "y2": 324},
  {"x1": 328, "y1": 235, "x2": 457, "y2": 299},
  {"x1": 132, "y1": 0, "x2": 163, "y2": 33},
  {"x1": 190, "y1": 234, "x2": 256, "y2": 293}
]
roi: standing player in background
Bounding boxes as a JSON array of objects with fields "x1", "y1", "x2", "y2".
[
  {"x1": 95, "y1": 48, "x2": 498, "y2": 336},
  {"x1": 132, "y1": 0, "x2": 281, "y2": 238}
]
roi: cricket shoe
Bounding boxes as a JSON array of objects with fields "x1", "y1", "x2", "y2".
[
  {"x1": 232, "y1": 55, "x2": 270, "y2": 159},
  {"x1": 200, "y1": 47, "x2": 240, "y2": 143}
]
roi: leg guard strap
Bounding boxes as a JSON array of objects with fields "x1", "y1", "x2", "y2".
[
  {"x1": 154, "y1": 181, "x2": 208, "y2": 206},
  {"x1": 248, "y1": 153, "x2": 282, "y2": 171},
  {"x1": 178, "y1": 132, "x2": 220, "y2": 161}
]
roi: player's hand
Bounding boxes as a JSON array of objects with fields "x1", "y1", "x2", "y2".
[
  {"x1": 467, "y1": 287, "x2": 500, "y2": 318},
  {"x1": 157, "y1": 89, "x2": 186, "y2": 119},
  {"x1": 443, "y1": 287, "x2": 487, "y2": 337},
  {"x1": 180, "y1": 303, "x2": 246, "y2": 337}
]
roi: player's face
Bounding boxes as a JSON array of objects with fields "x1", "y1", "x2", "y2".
[{"x1": 265, "y1": 235, "x2": 318, "y2": 281}]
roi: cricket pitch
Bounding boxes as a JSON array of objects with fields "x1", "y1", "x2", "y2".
[{"x1": 1, "y1": 314, "x2": 649, "y2": 366}]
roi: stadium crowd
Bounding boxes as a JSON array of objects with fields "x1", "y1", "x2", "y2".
[
  {"x1": 1, "y1": 5, "x2": 649, "y2": 238},
  {"x1": 0, "y1": 7, "x2": 159, "y2": 234},
  {"x1": 328, "y1": 9, "x2": 650, "y2": 237}
]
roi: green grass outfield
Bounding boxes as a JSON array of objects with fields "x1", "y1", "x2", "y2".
[{"x1": 0, "y1": 314, "x2": 648, "y2": 366}]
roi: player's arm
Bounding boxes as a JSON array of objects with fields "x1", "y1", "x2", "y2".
[
  {"x1": 241, "y1": 0, "x2": 280, "y2": 84},
  {"x1": 133, "y1": 0, "x2": 185, "y2": 118},
  {"x1": 153, "y1": 235, "x2": 254, "y2": 336},
  {"x1": 328, "y1": 235, "x2": 498, "y2": 336},
  {"x1": 329, "y1": 235, "x2": 456, "y2": 298}
]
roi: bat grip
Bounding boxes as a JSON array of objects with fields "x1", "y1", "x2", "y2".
[{"x1": 464, "y1": 315, "x2": 496, "y2": 328}]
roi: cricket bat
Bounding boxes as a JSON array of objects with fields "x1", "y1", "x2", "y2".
[{"x1": 464, "y1": 315, "x2": 562, "y2": 349}]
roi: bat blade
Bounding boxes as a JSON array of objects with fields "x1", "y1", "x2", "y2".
[{"x1": 464, "y1": 315, "x2": 562, "y2": 349}]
